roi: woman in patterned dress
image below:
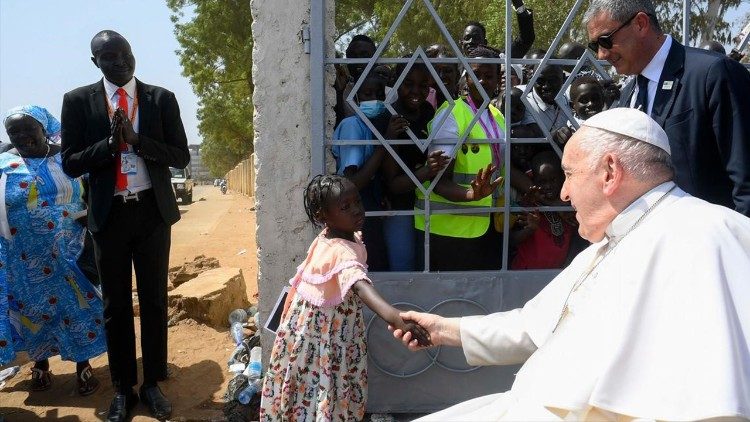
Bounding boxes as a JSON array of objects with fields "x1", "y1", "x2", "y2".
[
  {"x1": 0, "y1": 105, "x2": 105, "y2": 395},
  {"x1": 260, "y1": 175, "x2": 430, "y2": 421}
]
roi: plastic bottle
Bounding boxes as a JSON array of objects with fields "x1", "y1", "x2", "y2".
[
  {"x1": 237, "y1": 347, "x2": 263, "y2": 404},
  {"x1": 228, "y1": 308, "x2": 248, "y2": 325},
  {"x1": 237, "y1": 378, "x2": 262, "y2": 404},
  {"x1": 242, "y1": 346, "x2": 262, "y2": 378},
  {"x1": 230, "y1": 321, "x2": 245, "y2": 345}
]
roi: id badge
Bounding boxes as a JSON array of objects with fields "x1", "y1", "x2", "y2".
[{"x1": 120, "y1": 152, "x2": 138, "y2": 175}]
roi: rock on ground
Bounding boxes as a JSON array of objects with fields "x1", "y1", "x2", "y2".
[
  {"x1": 168, "y1": 255, "x2": 221, "y2": 290},
  {"x1": 168, "y1": 267, "x2": 251, "y2": 328}
]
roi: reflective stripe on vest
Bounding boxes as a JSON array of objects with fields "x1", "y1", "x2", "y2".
[{"x1": 415, "y1": 99, "x2": 506, "y2": 238}]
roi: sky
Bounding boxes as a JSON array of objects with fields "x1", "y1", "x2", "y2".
[
  {"x1": 0, "y1": 0, "x2": 200, "y2": 144},
  {"x1": 0, "y1": 1, "x2": 747, "y2": 147}
]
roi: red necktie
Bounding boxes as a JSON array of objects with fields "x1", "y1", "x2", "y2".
[{"x1": 115, "y1": 88, "x2": 129, "y2": 191}]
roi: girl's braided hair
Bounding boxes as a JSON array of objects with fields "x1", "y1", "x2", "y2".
[{"x1": 303, "y1": 174, "x2": 347, "y2": 228}]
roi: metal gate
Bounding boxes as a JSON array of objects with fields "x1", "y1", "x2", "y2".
[{"x1": 307, "y1": 0, "x2": 745, "y2": 413}]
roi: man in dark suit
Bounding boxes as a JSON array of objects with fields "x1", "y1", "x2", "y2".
[
  {"x1": 61, "y1": 30, "x2": 190, "y2": 422},
  {"x1": 584, "y1": 0, "x2": 750, "y2": 216}
]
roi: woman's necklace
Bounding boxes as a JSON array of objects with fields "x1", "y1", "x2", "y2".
[
  {"x1": 542, "y1": 211, "x2": 565, "y2": 246},
  {"x1": 552, "y1": 184, "x2": 677, "y2": 333},
  {"x1": 24, "y1": 143, "x2": 51, "y2": 185}
]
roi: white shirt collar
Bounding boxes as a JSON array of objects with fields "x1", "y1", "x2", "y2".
[
  {"x1": 605, "y1": 181, "x2": 676, "y2": 241},
  {"x1": 640, "y1": 35, "x2": 672, "y2": 83},
  {"x1": 530, "y1": 86, "x2": 553, "y2": 112},
  {"x1": 103, "y1": 77, "x2": 136, "y2": 100}
]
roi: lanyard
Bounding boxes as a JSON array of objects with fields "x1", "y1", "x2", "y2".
[
  {"x1": 465, "y1": 95, "x2": 503, "y2": 166},
  {"x1": 104, "y1": 90, "x2": 139, "y2": 122}
]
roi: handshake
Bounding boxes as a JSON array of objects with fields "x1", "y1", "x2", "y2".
[{"x1": 108, "y1": 108, "x2": 139, "y2": 153}]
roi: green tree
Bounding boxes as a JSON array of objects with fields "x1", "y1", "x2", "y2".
[
  {"x1": 654, "y1": 0, "x2": 745, "y2": 46},
  {"x1": 166, "y1": 0, "x2": 254, "y2": 177},
  {"x1": 335, "y1": 0, "x2": 746, "y2": 55},
  {"x1": 335, "y1": 0, "x2": 579, "y2": 56}
]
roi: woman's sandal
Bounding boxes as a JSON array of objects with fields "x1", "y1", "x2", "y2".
[
  {"x1": 77, "y1": 365, "x2": 100, "y2": 396},
  {"x1": 30, "y1": 367, "x2": 52, "y2": 391}
]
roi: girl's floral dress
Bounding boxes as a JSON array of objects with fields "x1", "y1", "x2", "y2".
[{"x1": 260, "y1": 231, "x2": 370, "y2": 421}]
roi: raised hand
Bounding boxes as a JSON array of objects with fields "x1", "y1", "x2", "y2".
[
  {"x1": 385, "y1": 115, "x2": 410, "y2": 139},
  {"x1": 518, "y1": 185, "x2": 543, "y2": 206},
  {"x1": 552, "y1": 126, "x2": 574, "y2": 148},
  {"x1": 424, "y1": 150, "x2": 450, "y2": 178},
  {"x1": 469, "y1": 164, "x2": 502, "y2": 200},
  {"x1": 516, "y1": 211, "x2": 540, "y2": 231}
]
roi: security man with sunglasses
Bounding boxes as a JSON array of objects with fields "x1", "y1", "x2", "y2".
[{"x1": 584, "y1": 0, "x2": 750, "y2": 217}]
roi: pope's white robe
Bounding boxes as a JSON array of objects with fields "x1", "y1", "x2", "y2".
[{"x1": 418, "y1": 182, "x2": 750, "y2": 421}]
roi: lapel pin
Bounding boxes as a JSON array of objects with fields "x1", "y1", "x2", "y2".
[{"x1": 662, "y1": 81, "x2": 674, "y2": 90}]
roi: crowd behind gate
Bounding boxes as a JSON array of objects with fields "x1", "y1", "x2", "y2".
[{"x1": 330, "y1": 0, "x2": 750, "y2": 272}]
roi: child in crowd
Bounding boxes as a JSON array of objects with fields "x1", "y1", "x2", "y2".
[
  {"x1": 518, "y1": 64, "x2": 567, "y2": 133},
  {"x1": 569, "y1": 75, "x2": 605, "y2": 122},
  {"x1": 260, "y1": 175, "x2": 430, "y2": 420},
  {"x1": 551, "y1": 76, "x2": 607, "y2": 148},
  {"x1": 332, "y1": 72, "x2": 390, "y2": 270},
  {"x1": 510, "y1": 150, "x2": 575, "y2": 270},
  {"x1": 425, "y1": 44, "x2": 459, "y2": 108},
  {"x1": 336, "y1": 35, "x2": 377, "y2": 125},
  {"x1": 381, "y1": 62, "x2": 448, "y2": 271}
]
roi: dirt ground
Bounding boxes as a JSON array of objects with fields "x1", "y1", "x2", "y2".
[{"x1": 1, "y1": 185, "x2": 258, "y2": 422}]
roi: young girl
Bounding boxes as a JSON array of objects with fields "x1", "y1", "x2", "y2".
[
  {"x1": 381, "y1": 62, "x2": 448, "y2": 271},
  {"x1": 260, "y1": 174, "x2": 429, "y2": 421},
  {"x1": 510, "y1": 150, "x2": 575, "y2": 269}
]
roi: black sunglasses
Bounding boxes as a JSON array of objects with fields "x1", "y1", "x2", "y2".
[{"x1": 588, "y1": 12, "x2": 640, "y2": 52}]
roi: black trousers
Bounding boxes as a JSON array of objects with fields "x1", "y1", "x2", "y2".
[{"x1": 92, "y1": 190, "x2": 170, "y2": 391}]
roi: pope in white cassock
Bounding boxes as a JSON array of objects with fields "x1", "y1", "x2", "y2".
[{"x1": 392, "y1": 107, "x2": 750, "y2": 421}]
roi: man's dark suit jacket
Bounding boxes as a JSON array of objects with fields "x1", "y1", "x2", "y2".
[
  {"x1": 619, "y1": 40, "x2": 750, "y2": 216},
  {"x1": 61, "y1": 78, "x2": 190, "y2": 232}
]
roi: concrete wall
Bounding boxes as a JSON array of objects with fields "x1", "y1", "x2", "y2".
[{"x1": 250, "y1": 0, "x2": 335, "y2": 360}]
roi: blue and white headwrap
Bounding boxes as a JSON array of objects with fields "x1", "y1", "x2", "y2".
[{"x1": 3, "y1": 105, "x2": 62, "y2": 141}]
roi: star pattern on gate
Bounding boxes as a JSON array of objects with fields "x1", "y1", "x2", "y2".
[{"x1": 344, "y1": 0, "x2": 498, "y2": 199}]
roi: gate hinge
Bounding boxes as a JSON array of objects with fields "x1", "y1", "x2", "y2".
[{"x1": 300, "y1": 26, "x2": 311, "y2": 54}]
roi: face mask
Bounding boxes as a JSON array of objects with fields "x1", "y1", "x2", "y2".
[{"x1": 358, "y1": 100, "x2": 386, "y2": 118}]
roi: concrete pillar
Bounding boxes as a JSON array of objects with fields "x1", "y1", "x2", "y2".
[{"x1": 251, "y1": 0, "x2": 336, "y2": 361}]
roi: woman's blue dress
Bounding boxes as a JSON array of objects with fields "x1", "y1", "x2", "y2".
[{"x1": 0, "y1": 152, "x2": 106, "y2": 364}]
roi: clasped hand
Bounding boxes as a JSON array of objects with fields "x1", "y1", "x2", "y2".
[{"x1": 111, "y1": 108, "x2": 139, "y2": 149}]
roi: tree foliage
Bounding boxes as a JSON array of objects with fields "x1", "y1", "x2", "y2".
[
  {"x1": 336, "y1": 0, "x2": 579, "y2": 56},
  {"x1": 654, "y1": 0, "x2": 744, "y2": 45},
  {"x1": 166, "y1": 0, "x2": 254, "y2": 177},
  {"x1": 335, "y1": 0, "x2": 745, "y2": 55}
]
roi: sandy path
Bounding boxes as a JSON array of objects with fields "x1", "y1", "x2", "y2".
[{"x1": 1, "y1": 185, "x2": 258, "y2": 421}]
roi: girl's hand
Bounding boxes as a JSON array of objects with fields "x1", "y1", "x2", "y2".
[
  {"x1": 391, "y1": 317, "x2": 432, "y2": 347},
  {"x1": 388, "y1": 311, "x2": 461, "y2": 351},
  {"x1": 524, "y1": 211, "x2": 541, "y2": 231},
  {"x1": 385, "y1": 115, "x2": 410, "y2": 139}
]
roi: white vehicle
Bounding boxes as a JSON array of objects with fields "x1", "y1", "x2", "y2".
[{"x1": 170, "y1": 167, "x2": 194, "y2": 203}]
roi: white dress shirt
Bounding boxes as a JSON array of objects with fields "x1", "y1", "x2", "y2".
[
  {"x1": 629, "y1": 35, "x2": 672, "y2": 116},
  {"x1": 103, "y1": 77, "x2": 152, "y2": 195}
]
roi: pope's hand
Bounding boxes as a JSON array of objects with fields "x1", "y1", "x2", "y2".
[{"x1": 389, "y1": 311, "x2": 445, "y2": 351}]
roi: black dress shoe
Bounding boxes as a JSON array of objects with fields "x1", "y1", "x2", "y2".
[
  {"x1": 139, "y1": 385, "x2": 172, "y2": 421},
  {"x1": 106, "y1": 390, "x2": 138, "y2": 422}
]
